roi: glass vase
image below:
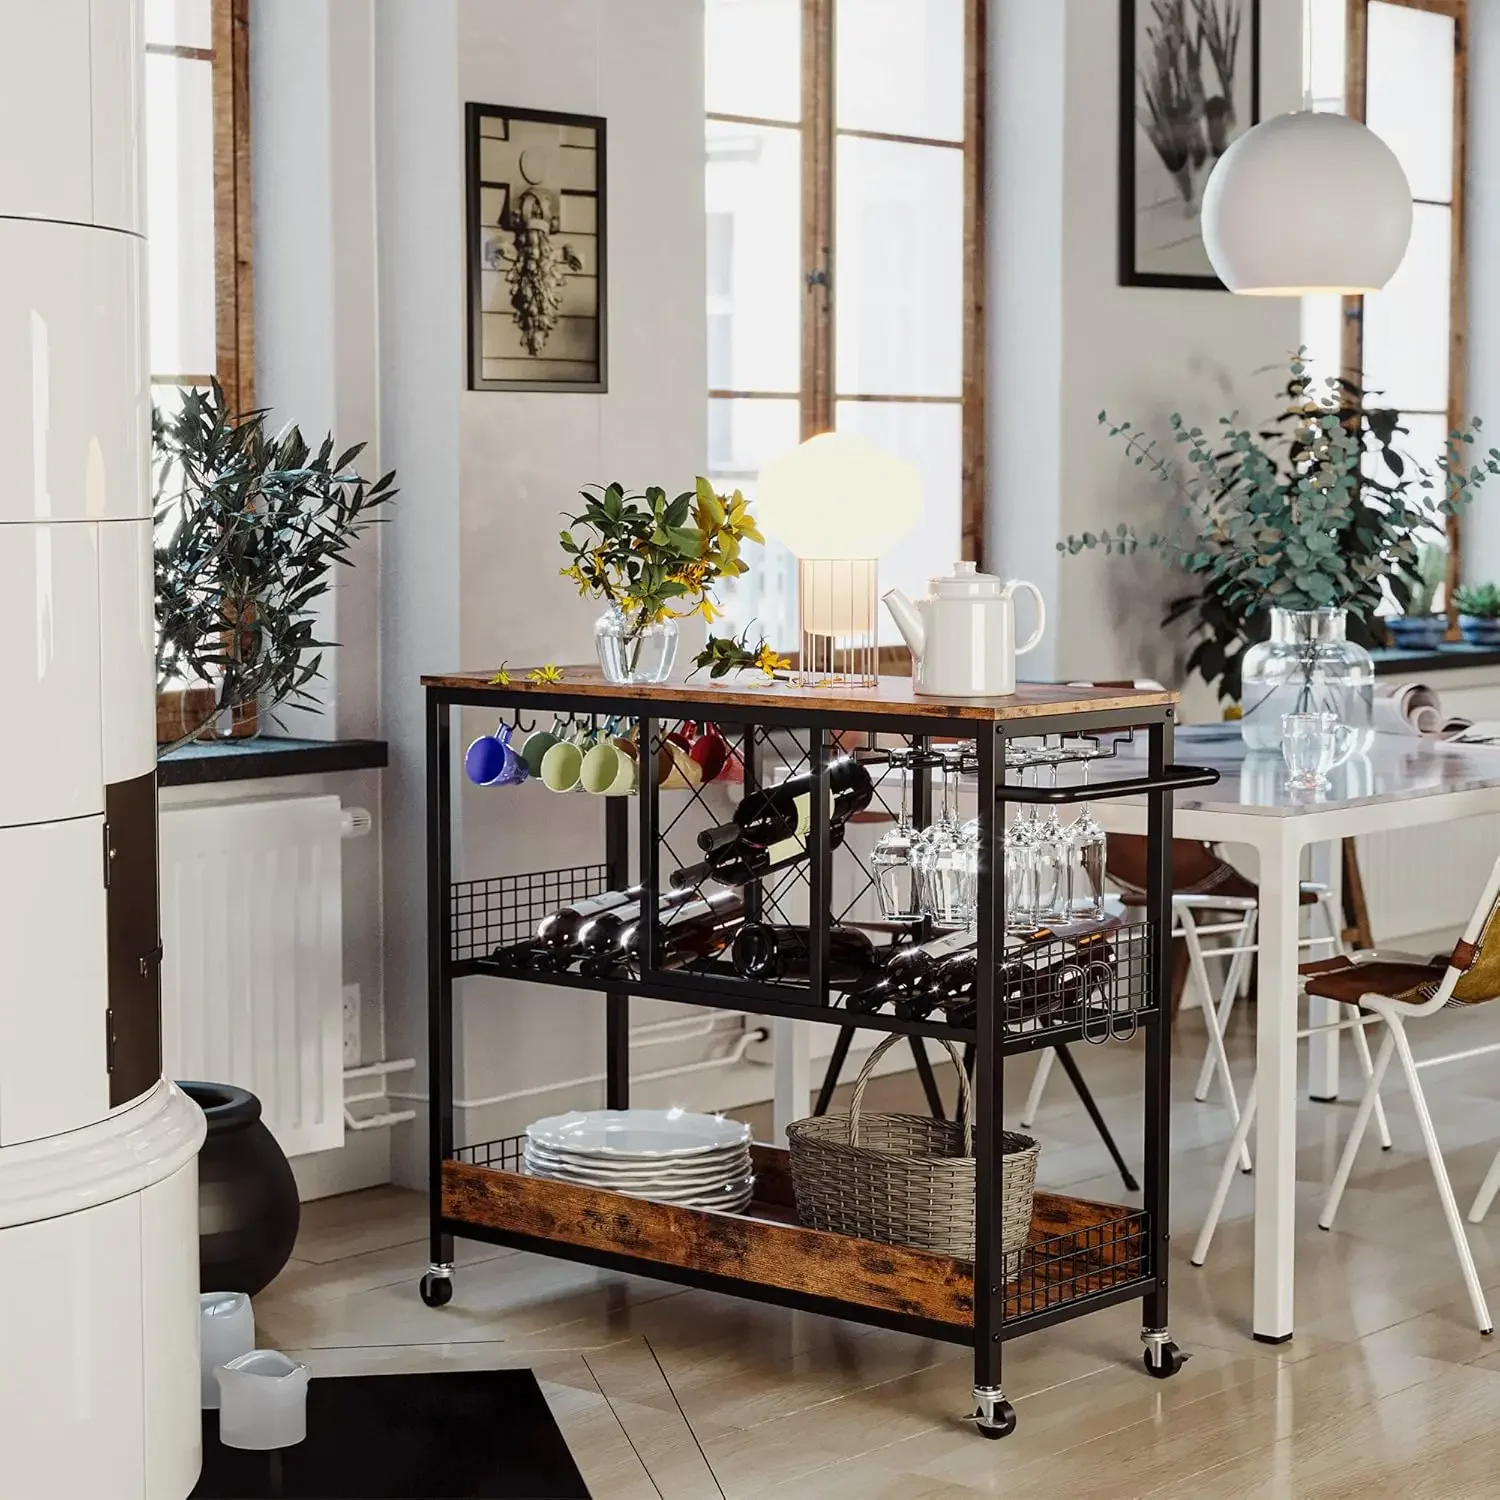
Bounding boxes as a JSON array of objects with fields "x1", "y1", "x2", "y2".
[
  {"x1": 595, "y1": 606, "x2": 679, "y2": 684},
  {"x1": 1239, "y1": 607, "x2": 1375, "y2": 753}
]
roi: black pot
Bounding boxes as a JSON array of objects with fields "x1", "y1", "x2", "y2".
[{"x1": 181, "y1": 1081, "x2": 301, "y2": 1297}]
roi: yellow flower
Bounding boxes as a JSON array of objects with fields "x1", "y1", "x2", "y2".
[
  {"x1": 488, "y1": 662, "x2": 512, "y2": 686},
  {"x1": 526, "y1": 664, "x2": 566, "y2": 684},
  {"x1": 694, "y1": 596, "x2": 722, "y2": 625},
  {"x1": 755, "y1": 643, "x2": 790, "y2": 678}
]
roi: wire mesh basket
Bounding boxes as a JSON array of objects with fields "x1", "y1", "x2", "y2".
[{"x1": 787, "y1": 1035, "x2": 1038, "y2": 1273}]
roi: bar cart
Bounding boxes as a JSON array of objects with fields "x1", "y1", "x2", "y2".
[{"x1": 419, "y1": 669, "x2": 1216, "y2": 1439}]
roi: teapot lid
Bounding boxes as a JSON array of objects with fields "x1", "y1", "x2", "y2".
[{"x1": 930, "y1": 560, "x2": 1003, "y2": 599}]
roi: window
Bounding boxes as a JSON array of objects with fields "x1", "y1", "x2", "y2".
[
  {"x1": 1302, "y1": 0, "x2": 1466, "y2": 600},
  {"x1": 705, "y1": 0, "x2": 986, "y2": 652},
  {"x1": 145, "y1": 0, "x2": 254, "y2": 413}
]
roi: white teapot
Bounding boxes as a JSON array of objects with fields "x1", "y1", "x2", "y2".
[{"x1": 883, "y1": 562, "x2": 1045, "y2": 697}]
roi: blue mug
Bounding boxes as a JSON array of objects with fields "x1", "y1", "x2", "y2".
[{"x1": 465, "y1": 723, "x2": 528, "y2": 787}]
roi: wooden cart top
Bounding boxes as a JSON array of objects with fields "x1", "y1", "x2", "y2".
[{"x1": 420, "y1": 666, "x2": 1178, "y2": 724}]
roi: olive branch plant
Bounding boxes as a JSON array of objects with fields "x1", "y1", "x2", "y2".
[{"x1": 1061, "y1": 356, "x2": 1500, "y2": 702}]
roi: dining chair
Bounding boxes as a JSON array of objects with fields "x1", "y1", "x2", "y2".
[
  {"x1": 1195, "y1": 851, "x2": 1500, "y2": 1335},
  {"x1": 1021, "y1": 835, "x2": 1351, "y2": 1176}
]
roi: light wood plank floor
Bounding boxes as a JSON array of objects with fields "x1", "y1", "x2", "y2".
[{"x1": 258, "y1": 1004, "x2": 1500, "y2": 1497}]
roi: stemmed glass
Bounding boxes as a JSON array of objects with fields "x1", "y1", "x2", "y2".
[
  {"x1": 919, "y1": 748, "x2": 976, "y2": 927},
  {"x1": 1004, "y1": 755, "x2": 1043, "y2": 933},
  {"x1": 1031, "y1": 750, "x2": 1071, "y2": 923},
  {"x1": 1063, "y1": 750, "x2": 1108, "y2": 921},
  {"x1": 870, "y1": 749, "x2": 926, "y2": 922}
]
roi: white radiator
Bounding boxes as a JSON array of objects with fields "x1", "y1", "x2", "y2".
[{"x1": 159, "y1": 795, "x2": 345, "y2": 1157}]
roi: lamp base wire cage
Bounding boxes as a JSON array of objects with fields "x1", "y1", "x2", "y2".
[{"x1": 795, "y1": 557, "x2": 879, "y2": 688}]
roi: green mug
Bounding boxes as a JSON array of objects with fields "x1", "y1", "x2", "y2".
[
  {"x1": 540, "y1": 728, "x2": 593, "y2": 793},
  {"x1": 605, "y1": 739, "x2": 639, "y2": 797},
  {"x1": 520, "y1": 720, "x2": 563, "y2": 779},
  {"x1": 579, "y1": 738, "x2": 623, "y2": 795}
]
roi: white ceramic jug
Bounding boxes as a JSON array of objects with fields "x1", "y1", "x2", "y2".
[{"x1": 883, "y1": 562, "x2": 1045, "y2": 697}]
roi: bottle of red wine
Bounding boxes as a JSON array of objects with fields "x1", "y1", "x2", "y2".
[
  {"x1": 531, "y1": 888, "x2": 645, "y2": 966},
  {"x1": 671, "y1": 819, "x2": 848, "y2": 891},
  {"x1": 585, "y1": 889, "x2": 745, "y2": 976},
  {"x1": 571, "y1": 887, "x2": 699, "y2": 962},
  {"x1": 843, "y1": 930, "x2": 975, "y2": 1014},
  {"x1": 730, "y1": 923, "x2": 880, "y2": 986},
  {"x1": 696, "y1": 755, "x2": 874, "y2": 853}
]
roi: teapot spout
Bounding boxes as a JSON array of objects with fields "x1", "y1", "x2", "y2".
[{"x1": 882, "y1": 589, "x2": 925, "y2": 661}]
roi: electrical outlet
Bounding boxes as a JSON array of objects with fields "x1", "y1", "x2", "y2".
[{"x1": 342, "y1": 984, "x2": 362, "y2": 1068}]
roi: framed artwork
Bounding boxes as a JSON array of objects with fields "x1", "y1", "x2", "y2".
[
  {"x1": 465, "y1": 103, "x2": 607, "y2": 392},
  {"x1": 1119, "y1": 0, "x2": 1261, "y2": 290}
]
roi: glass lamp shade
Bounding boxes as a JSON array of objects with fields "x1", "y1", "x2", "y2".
[
  {"x1": 755, "y1": 431, "x2": 921, "y2": 559},
  {"x1": 1202, "y1": 111, "x2": 1413, "y2": 295}
]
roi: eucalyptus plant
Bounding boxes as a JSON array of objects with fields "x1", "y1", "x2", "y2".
[
  {"x1": 154, "y1": 381, "x2": 396, "y2": 747},
  {"x1": 1062, "y1": 358, "x2": 1500, "y2": 701}
]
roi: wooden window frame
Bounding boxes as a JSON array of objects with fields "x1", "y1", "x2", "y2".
[
  {"x1": 147, "y1": 0, "x2": 255, "y2": 413},
  {"x1": 1342, "y1": 0, "x2": 1467, "y2": 618},
  {"x1": 707, "y1": 0, "x2": 987, "y2": 566}
]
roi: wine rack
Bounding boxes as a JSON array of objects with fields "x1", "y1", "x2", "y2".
[{"x1": 420, "y1": 668, "x2": 1217, "y2": 1439}]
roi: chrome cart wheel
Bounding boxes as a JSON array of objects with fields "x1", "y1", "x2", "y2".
[
  {"x1": 419, "y1": 1266, "x2": 454, "y2": 1307},
  {"x1": 1141, "y1": 1334, "x2": 1187, "y2": 1379},
  {"x1": 972, "y1": 1387, "x2": 1017, "y2": 1439}
]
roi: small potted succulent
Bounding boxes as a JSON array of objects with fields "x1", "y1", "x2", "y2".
[
  {"x1": 1386, "y1": 542, "x2": 1448, "y2": 650},
  {"x1": 1454, "y1": 583, "x2": 1500, "y2": 648}
]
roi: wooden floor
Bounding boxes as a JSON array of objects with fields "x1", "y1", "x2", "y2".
[{"x1": 258, "y1": 1004, "x2": 1500, "y2": 1498}]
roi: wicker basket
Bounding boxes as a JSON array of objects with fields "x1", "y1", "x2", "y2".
[{"x1": 787, "y1": 1035, "x2": 1039, "y2": 1275}]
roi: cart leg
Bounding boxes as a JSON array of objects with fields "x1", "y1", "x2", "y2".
[
  {"x1": 425, "y1": 686, "x2": 457, "y2": 1310},
  {"x1": 971, "y1": 726, "x2": 1013, "y2": 1438}
]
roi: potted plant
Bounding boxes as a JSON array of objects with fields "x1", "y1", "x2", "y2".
[
  {"x1": 1063, "y1": 357, "x2": 1498, "y2": 746},
  {"x1": 1386, "y1": 542, "x2": 1449, "y2": 650},
  {"x1": 155, "y1": 381, "x2": 396, "y2": 750},
  {"x1": 561, "y1": 479, "x2": 764, "y2": 683},
  {"x1": 1454, "y1": 583, "x2": 1500, "y2": 648}
]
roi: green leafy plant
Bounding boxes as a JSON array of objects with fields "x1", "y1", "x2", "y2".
[
  {"x1": 154, "y1": 381, "x2": 396, "y2": 748},
  {"x1": 1404, "y1": 541, "x2": 1449, "y2": 618},
  {"x1": 560, "y1": 478, "x2": 763, "y2": 639},
  {"x1": 1454, "y1": 582, "x2": 1500, "y2": 621},
  {"x1": 689, "y1": 627, "x2": 788, "y2": 681},
  {"x1": 1062, "y1": 357, "x2": 1500, "y2": 701}
]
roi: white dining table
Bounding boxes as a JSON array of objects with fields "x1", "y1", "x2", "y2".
[{"x1": 1094, "y1": 724, "x2": 1500, "y2": 1342}]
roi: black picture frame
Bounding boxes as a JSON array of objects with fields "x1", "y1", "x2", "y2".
[
  {"x1": 466, "y1": 102, "x2": 608, "y2": 392},
  {"x1": 1118, "y1": 0, "x2": 1262, "y2": 291}
]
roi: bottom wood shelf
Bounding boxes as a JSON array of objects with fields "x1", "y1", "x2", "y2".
[{"x1": 442, "y1": 1139, "x2": 1149, "y2": 1341}]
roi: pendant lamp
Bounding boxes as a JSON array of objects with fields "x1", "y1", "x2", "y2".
[{"x1": 1201, "y1": 1, "x2": 1412, "y2": 295}]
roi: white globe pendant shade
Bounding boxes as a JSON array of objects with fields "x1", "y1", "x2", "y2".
[
  {"x1": 1202, "y1": 111, "x2": 1413, "y2": 295},
  {"x1": 755, "y1": 431, "x2": 921, "y2": 559}
]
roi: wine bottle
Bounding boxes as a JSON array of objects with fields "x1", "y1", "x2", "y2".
[
  {"x1": 572, "y1": 886, "x2": 698, "y2": 961},
  {"x1": 530, "y1": 888, "x2": 643, "y2": 966},
  {"x1": 843, "y1": 929, "x2": 975, "y2": 1014},
  {"x1": 696, "y1": 755, "x2": 874, "y2": 856},
  {"x1": 730, "y1": 923, "x2": 880, "y2": 986},
  {"x1": 585, "y1": 889, "x2": 745, "y2": 976},
  {"x1": 671, "y1": 819, "x2": 848, "y2": 891}
]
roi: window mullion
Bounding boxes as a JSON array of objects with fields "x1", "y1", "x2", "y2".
[{"x1": 801, "y1": 0, "x2": 834, "y2": 437}]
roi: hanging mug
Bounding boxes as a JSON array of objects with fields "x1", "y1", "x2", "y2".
[
  {"x1": 465, "y1": 722, "x2": 527, "y2": 787},
  {"x1": 541, "y1": 724, "x2": 597, "y2": 793},
  {"x1": 689, "y1": 722, "x2": 731, "y2": 783},
  {"x1": 519, "y1": 716, "x2": 567, "y2": 779}
]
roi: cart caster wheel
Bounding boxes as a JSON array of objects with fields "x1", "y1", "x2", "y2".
[
  {"x1": 973, "y1": 1399, "x2": 1017, "y2": 1439},
  {"x1": 420, "y1": 1271, "x2": 453, "y2": 1308},
  {"x1": 1143, "y1": 1341, "x2": 1186, "y2": 1379}
]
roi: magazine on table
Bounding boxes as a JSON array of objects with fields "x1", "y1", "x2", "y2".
[{"x1": 1374, "y1": 682, "x2": 1500, "y2": 745}]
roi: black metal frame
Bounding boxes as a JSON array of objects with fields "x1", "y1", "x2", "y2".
[{"x1": 424, "y1": 682, "x2": 1208, "y2": 1427}]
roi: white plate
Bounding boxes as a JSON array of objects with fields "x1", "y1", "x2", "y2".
[
  {"x1": 525, "y1": 1108, "x2": 750, "y2": 1159},
  {"x1": 525, "y1": 1163, "x2": 755, "y2": 1205},
  {"x1": 523, "y1": 1143, "x2": 750, "y2": 1183},
  {"x1": 523, "y1": 1152, "x2": 751, "y2": 1192}
]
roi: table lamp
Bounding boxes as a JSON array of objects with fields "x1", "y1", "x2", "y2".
[{"x1": 756, "y1": 432, "x2": 921, "y2": 686}]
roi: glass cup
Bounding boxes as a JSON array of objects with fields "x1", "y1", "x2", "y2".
[
  {"x1": 871, "y1": 750, "x2": 927, "y2": 922},
  {"x1": 919, "y1": 748, "x2": 976, "y2": 927},
  {"x1": 1281, "y1": 711, "x2": 1352, "y2": 791}
]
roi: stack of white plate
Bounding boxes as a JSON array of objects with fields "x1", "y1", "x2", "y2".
[{"x1": 523, "y1": 1108, "x2": 754, "y2": 1213}]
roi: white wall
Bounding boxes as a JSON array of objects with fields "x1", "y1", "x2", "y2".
[
  {"x1": 990, "y1": 0, "x2": 1305, "y2": 719},
  {"x1": 375, "y1": 0, "x2": 707, "y2": 1183}
]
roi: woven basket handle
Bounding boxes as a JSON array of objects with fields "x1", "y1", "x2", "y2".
[{"x1": 848, "y1": 1034, "x2": 974, "y2": 1158}]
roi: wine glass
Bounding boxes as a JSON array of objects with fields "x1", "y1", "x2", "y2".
[
  {"x1": 871, "y1": 749, "x2": 926, "y2": 922},
  {"x1": 1004, "y1": 753, "x2": 1045, "y2": 932},
  {"x1": 919, "y1": 748, "x2": 976, "y2": 927},
  {"x1": 1031, "y1": 750, "x2": 1070, "y2": 923},
  {"x1": 1063, "y1": 748, "x2": 1108, "y2": 922}
]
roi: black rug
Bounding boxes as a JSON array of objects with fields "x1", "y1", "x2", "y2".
[{"x1": 191, "y1": 1369, "x2": 590, "y2": 1499}]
